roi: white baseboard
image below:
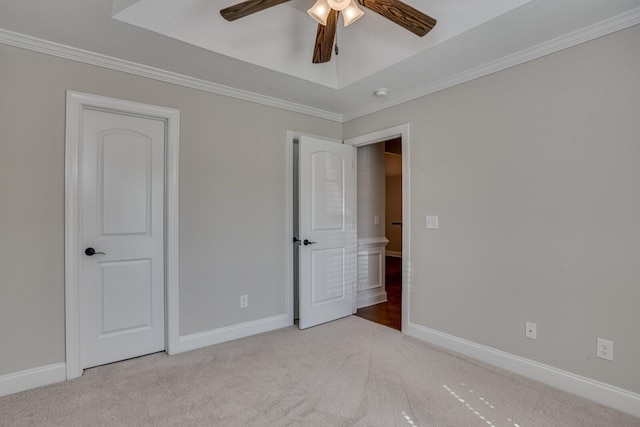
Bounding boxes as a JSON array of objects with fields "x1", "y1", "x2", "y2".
[
  {"x1": 386, "y1": 251, "x2": 402, "y2": 258},
  {"x1": 0, "y1": 363, "x2": 66, "y2": 397},
  {"x1": 176, "y1": 314, "x2": 291, "y2": 354},
  {"x1": 406, "y1": 322, "x2": 640, "y2": 418},
  {"x1": 357, "y1": 290, "x2": 388, "y2": 309}
]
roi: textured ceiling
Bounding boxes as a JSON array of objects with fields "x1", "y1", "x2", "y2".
[{"x1": 0, "y1": 0, "x2": 639, "y2": 118}]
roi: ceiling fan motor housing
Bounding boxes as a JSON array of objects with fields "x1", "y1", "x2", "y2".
[{"x1": 327, "y1": 0, "x2": 350, "y2": 11}]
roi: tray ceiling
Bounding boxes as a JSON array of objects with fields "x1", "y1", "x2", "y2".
[
  {"x1": 112, "y1": 0, "x2": 531, "y2": 88},
  {"x1": 0, "y1": 0, "x2": 638, "y2": 118}
]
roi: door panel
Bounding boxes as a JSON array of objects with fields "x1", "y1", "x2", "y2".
[
  {"x1": 100, "y1": 131, "x2": 152, "y2": 235},
  {"x1": 311, "y1": 151, "x2": 345, "y2": 231},
  {"x1": 82, "y1": 109, "x2": 165, "y2": 368},
  {"x1": 298, "y1": 135, "x2": 356, "y2": 329},
  {"x1": 311, "y1": 248, "x2": 346, "y2": 304},
  {"x1": 100, "y1": 259, "x2": 152, "y2": 334}
]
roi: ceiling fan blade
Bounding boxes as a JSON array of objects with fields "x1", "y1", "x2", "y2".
[
  {"x1": 312, "y1": 9, "x2": 338, "y2": 64},
  {"x1": 357, "y1": 0, "x2": 436, "y2": 36},
  {"x1": 220, "y1": 0, "x2": 290, "y2": 21}
]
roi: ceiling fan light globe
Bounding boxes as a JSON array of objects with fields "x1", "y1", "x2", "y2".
[
  {"x1": 342, "y1": 0, "x2": 364, "y2": 26},
  {"x1": 327, "y1": 0, "x2": 349, "y2": 11},
  {"x1": 307, "y1": 0, "x2": 331, "y2": 26}
]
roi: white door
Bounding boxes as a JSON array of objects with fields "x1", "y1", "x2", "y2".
[
  {"x1": 298, "y1": 135, "x2": 357, "y2": 329},
  {"x1": 81, "y1": 108, "x2": 166, "y2": 368}
]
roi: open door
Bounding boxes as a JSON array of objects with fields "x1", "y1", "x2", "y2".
[{"x1": 298, "y1": 135, "x2": 357, "y2": 329}]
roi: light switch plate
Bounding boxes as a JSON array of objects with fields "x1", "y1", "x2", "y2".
[{"x1": 426, "y1": 215, "x2": 439, "y2": 229}]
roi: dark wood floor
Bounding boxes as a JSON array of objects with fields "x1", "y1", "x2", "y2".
[{"x1": 355, "y1": 256, "x2": 401, "y2": 331}]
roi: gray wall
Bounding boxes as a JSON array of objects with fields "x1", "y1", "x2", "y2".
[
  {"x1": 357, "y1": 143, "x2": 385, "y2": 239},
  {"x1": 2, "y1": 24, "x2": 639, "y2": 396},
  {"x1": 344, "y1": 25, "x2": 640, "y2": 393},
  {"x1": 0, "y1": 44, "x2": 341, "y2": 375}
]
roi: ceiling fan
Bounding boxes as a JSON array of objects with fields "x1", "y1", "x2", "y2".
[{"x1": 220, "y1": 0, "x2": 436, "y2": 64}]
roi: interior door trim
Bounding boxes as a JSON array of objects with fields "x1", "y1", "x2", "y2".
[
  {"x1": 286, "y1": 125, "x2": 410, "y2": 332},
  {"x1": 344, "y1": 124, "x2": 410, "y2": 333},
  {"x1": 65, "y1": 91, "x2": 180, "y2": 380}
]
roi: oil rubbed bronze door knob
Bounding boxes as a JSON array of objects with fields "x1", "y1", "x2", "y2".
[{"x1": 85, "y1": 247, "x2": 106, "y2": 256}]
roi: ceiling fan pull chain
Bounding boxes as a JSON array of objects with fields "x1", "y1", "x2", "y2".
[{"x1": 335, "y1": 12, "x2": 339, "y2": 56}]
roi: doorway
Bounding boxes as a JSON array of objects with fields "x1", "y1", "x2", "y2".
[
  {"x1": 354, "y1": 138, "x2": 402, "y2": 330},
  {"x1": 344, "y1": 124, "x2": 410, "y2": 332},
  {"x1": 287, "y1": 124, "x2": 411, "y2": 333},
  {"x1": 65, "y1": 91, "x2": 180, "y2": 379}
]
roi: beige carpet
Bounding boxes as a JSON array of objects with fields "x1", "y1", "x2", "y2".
[{"x1": 1, "y1": 316, "x2": 638, "y2": 426}]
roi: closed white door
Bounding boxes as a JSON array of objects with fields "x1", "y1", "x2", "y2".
[
  {"x1": 298, "y1": 135, "x2": 357, "y2": 329},
  {"x1": 81, "y1": 108, "x2": 166, "y2": 368}
]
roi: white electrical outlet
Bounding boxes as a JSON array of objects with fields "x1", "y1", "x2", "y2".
[
  {"x1": 240, "y1": 294, "x2": 248, "y2": 308},
  {"x1": 597, "y1": 338, "x2": 614, "y2": 361},
  {"x1": 525, "y1": 322, "x2": 537, "y2": 339},
  {"x1": 374, "y1": 214, "x2": 379, "y2": 225}
]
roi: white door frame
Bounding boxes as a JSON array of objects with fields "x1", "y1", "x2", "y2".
[
  {"x1": 65, "y1": 91, "x2": 180, "y2": 379},
  {"x1": 344, "y1": 124, "x2": 410, "y2": 332},
  {"x1": 286, "y1": 124, "x2": 410, "y2": 332}
]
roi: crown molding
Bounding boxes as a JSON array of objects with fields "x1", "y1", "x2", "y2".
[
  {"x1": 0, "y1": 29, "x2": 343, "y2": 123},
  {"x1": 342, "y1": 8, "x2": 640, "y2": 122},
  {"x1": 1, "y1": 7, "x2": 639, "y2": 125}
]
